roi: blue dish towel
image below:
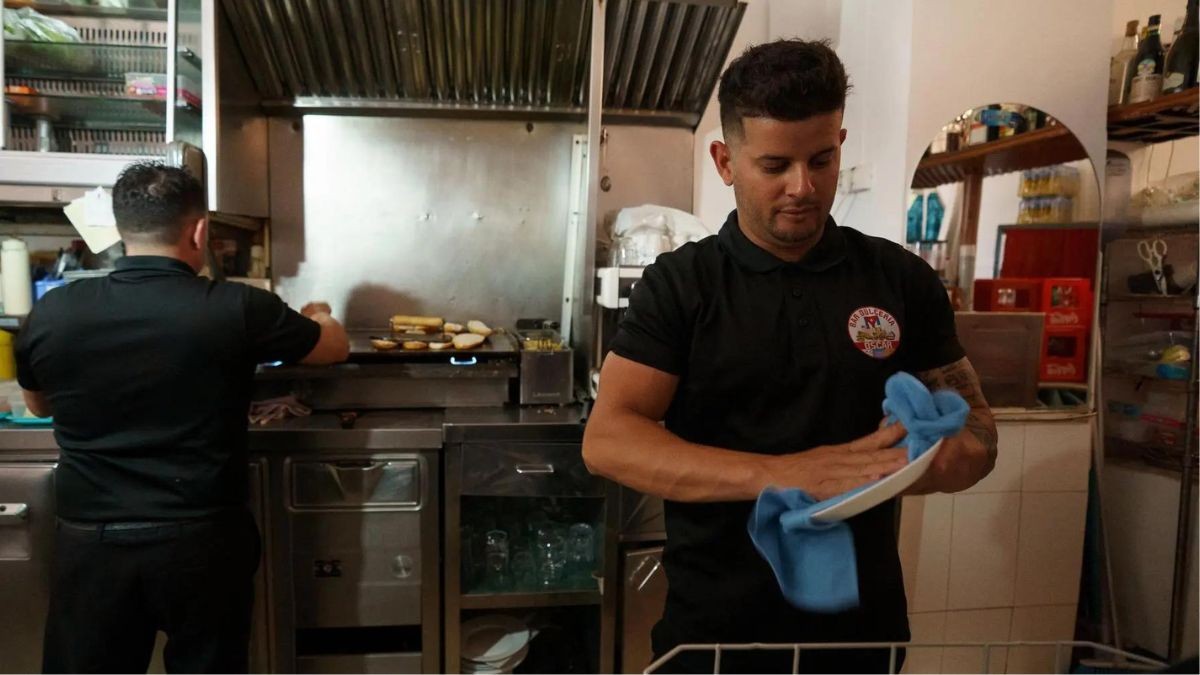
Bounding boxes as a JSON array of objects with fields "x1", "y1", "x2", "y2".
[{"x1": 748, "y1": 372, "x2": 969, "y2": 612}]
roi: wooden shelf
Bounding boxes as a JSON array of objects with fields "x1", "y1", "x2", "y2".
[
  {"x1": 459, "y1": 589, "x2": 601, "y2": 610},
  {"x1": 913, "y1": 125, "x2": 1088, "y2": 189},
  {"x1": 1108, "y1": 88, "x2": 1200, "y2": 144}
]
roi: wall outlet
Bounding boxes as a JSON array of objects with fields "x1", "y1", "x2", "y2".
[
  {"x1": 849, "y1": 162, "x2": 874, "y2": 192},
  {"x1": 838, "y1": 168, "x2": 852, "y2": 193}
]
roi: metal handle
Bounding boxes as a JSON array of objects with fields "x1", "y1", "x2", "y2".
[
  {"x1": 0, "y1": 503, "x2": 30, "y2": 521},
  {"x1": 514, "y1": 463, "x2": 555, "y2": 475},
  {"x1": 629, "y1": 555, "x2": 663, "y2": 592}
]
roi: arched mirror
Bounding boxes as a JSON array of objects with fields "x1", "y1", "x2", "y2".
[{"x1": 908, "y1": 103, "x2": 1101, "y2": 409}]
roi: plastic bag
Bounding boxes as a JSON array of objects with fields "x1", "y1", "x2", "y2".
[{"x1": 612, "y1": 204, "x2": 714, "y2": 252}]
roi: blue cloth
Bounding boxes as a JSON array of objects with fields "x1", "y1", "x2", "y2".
[{"x1": 748, "y1": 372, "x2": 969, "y2": 612}]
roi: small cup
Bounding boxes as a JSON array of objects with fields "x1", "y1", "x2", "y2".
[
  {"x1": 511, "y1": 549, "x2": 536, "y2": 590},
  {"x1": 484, "y1": 529, "x2": 510, "y2": 589},
  {"x1": 8, "y1": 394, "x2": 27, "y2": 418},
  {"x1": 566, "y1": 522, "x2": 595, "y2": 566}
]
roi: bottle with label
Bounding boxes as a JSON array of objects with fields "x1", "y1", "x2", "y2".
[
  {"x1": 925, "y1": 192, "x2": 945, "y2": 241},
  {"x1": 1128, "y1": 14, "x2": 1165, "y2": 103},
  {"x1": 1163, "y1": 0, "x2": 1199, "y2": 94},
  {"x1": 906, "y1": 193, "x2": 925, "y2": 245},
  {"x1": 1109, "y1": 20, "x2": 1140, "y2": 105},
  {"x1": 0, "y1": 239, "x2": 32, "y2": 317}
]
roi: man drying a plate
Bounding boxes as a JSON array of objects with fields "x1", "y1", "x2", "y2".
[{"x1": 583, "y1": 39, "x2": 997, "y2": 673}]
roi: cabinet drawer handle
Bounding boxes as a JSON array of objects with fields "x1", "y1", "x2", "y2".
[
  {"x1": 0, "y1": 503, "x2": 29, "y2": 521},
  {"x1": 514, "y1": 464, "x2": 555, "y2": 475}
]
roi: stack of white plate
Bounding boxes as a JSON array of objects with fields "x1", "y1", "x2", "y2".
[{"x1": 460, "y1": 614, "x2": 532, "y2": 674}]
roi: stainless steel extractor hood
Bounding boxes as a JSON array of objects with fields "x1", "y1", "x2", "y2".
[{"x1": 220, "y1": 0, "x2": 745, "y2": 128}]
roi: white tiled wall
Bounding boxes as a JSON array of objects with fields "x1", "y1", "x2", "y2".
[
  {"x1": 1007, "y1": 605, "x2": 1078, "y2": 673},
  {"x1": 946, "y1": 492, "x2": 1021, "y2": 610},
  {"x1": 1020, "y1": 423, "x2": 1091, "y2": 492},
  {"x1": 899, "y1": 493, "x2": 954, "y2": 613},
  {"x1": 941, "y1": 608, "x2": 1012, "y2": 673},
  {"x1": 898, "y1": 417, "x2": 1093, "y2": 674},
  {"x1": 1013, "y1": 493, "x2": 1088, "y2": 607}
]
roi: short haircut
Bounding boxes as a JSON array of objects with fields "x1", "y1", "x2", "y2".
[
  {"x1": 718, "y1": 38, "x2": 851, "y2": 140},
  {"x1": 112, "y1": 161, "x2": 206, "y2": 244}
]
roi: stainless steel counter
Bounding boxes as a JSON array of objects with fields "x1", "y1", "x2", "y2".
[{"x1": 0, "y1": 406, "x2": 586, "y2": 454}]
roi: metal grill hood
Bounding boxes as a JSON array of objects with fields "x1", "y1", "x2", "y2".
[{"x1": 221, "y1": 0, "x2": 745, "y2": 127}]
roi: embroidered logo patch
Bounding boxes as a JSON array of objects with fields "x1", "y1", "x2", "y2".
[{"x1": 847, "y1": 306, "x2": 900, "y2": 359}]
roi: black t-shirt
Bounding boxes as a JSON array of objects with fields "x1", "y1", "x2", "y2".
[
  {"x1": 15, "y1": 256, "x2": 320, "y2": 521},
  {"x1": 609, "y1": 211, "x2": 964, "y2": 648}
]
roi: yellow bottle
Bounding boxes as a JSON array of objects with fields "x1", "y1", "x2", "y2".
[{"x1": 0, "y1": 330, "x2": 14, "y2": 380}]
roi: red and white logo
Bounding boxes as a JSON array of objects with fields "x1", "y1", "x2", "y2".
[
  {"x1": 847, "y1": 306, "x2": 901, "y2": 359},
  {"x1": 1048, "y1": 311, "x2": 1082, "y2": 326},
  {"x1": 1046, "y1": 363, "x2": 1078, "y2": 377}
]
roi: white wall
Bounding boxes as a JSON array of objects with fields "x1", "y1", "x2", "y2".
[
  {"x1": 907, "y1": 2, "x2": 1111, "y2": 225},
  {"x1": 691, "y1": 0, "x2": 769, "y2": 231},
  {"x1": 832, "y1": 0, "x2": 915, "y2": 241},
  {"x1": 1103, "y1": 463, "x2": 1199, "y2": 659}
]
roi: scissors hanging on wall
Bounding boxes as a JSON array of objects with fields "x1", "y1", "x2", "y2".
[{"x1": 1137, "y1": 238, "x2": 1169, "y2": 295}]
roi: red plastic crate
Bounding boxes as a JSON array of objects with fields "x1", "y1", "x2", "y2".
[
  {"x1": 973, "y1": 279, "x2": 996, "y2": 311},
  {"x1": 1040, "y1": 277, "x2": 1092, "y2": 330},
  {"x1": 1040, "y1": 325, "x2": 1089, "y2": 383},
  {"x1": 987, "y1": 278, "x2": 1044, "y2": 312}
]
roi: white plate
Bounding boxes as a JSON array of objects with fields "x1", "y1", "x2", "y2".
[
  {"x1": 460, "y1": 615, "x2": 531, "y2": 665},
  {"x1": 462, "y1": 642, "x2": 530, "y2": 674},
  {"x1": 809, "y1": 439, "x2": 944, "y2": 524}
]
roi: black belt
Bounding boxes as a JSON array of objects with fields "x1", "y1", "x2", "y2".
[
  {"x1": 57, "y1": 519, "x2": 179, "y2": 532},
  {"x1": 57, "y1": 512, "x2": 243, "y2": 533}
]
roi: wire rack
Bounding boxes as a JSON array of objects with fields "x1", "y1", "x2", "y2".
[
  {"x1": 7, "y1": 125, "x2": 164, "y2": 155},
  {"x1": 5, "y1": 40, "x2": 185, "y2": 81},
  {"x1": 643, "y1": 640, "x2": 1168, "y2": 674}
]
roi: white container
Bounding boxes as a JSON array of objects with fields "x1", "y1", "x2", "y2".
[{"x1": 0, "y1": 239, "x2": 33, "y2": 316}]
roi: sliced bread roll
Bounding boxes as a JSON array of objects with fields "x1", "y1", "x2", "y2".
[
  {"x1": 390, "y1": 315, "x2": 444, "y2": 329},
  {"x1": 452, "y1": 333, "x2": 486, "y2": 350},
  {"x1": 467, "y1": 320, "x2": 493, "y2": 337}
]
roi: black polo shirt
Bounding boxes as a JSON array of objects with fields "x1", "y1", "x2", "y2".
[
  {"x1": 609, "y1": 211, "x2": 964, "y2": 648},
  {"x1": 15, "y1": 256, "x2": 320, "y2": 522}
]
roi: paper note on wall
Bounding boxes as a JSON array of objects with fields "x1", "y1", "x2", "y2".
[{"x1": 63, "y1": 187, "x2": 121, "y2": 254}]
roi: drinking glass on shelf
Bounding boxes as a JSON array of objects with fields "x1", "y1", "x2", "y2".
[
  {"x1": 566, "y1": 523, "x2": 595, "y2": 567},
  {"x1": 536, "y1": 533, "x2": 566, "y2": 588},
  {"x1": 511, "y1": 549, "x2": 536, "y2": 590},
  {"x1": 484, "y1": 529, "x2": 510, "y2": 590}
]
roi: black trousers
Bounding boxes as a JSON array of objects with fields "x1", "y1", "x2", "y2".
[{"x1": 42, "y1": 510, "x2": 261, "y2": 674}]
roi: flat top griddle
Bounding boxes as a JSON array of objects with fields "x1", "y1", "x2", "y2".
[{"x1": 347, "y1": 329, "x2": 519, "y2": 362}]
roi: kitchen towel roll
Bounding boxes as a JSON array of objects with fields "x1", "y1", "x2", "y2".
[{"x1": 748, "y1": 372, "x2": 969, "y2": 612}]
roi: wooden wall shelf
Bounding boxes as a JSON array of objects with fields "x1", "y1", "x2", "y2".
[
  {"x1": 1107, "y1": 88, "x2": 1200, "y2": 144},
  {"x1": 913, "y1": 125, "x2": 1088, "y2": 189}
]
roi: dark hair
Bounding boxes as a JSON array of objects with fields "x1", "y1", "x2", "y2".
[
  {"x1": 112, "y1": 161, "x2": 206, "y2": 244},
  {"x1": 718, "y1": 39, "x2": 851, "y2": 138}
]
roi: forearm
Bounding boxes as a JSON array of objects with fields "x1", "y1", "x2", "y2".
[
  {"x1": 582, "y1": 407, "x2": 775, "y2": 502},
  {"x1": 965, "y1": 405, "x2": 998, "y2": 466},
  {"x1": 913, "y1": 357, "x2": 998, "y2": 493},
  {"x1": 919, "y1": 358, "x2": 998, "y2": 459}
]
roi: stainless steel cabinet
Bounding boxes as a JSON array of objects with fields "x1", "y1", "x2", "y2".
[
  {"x1": 285, "y1": 453, "x2": 439, "y2": 675},
  {"x1": 0, "y1": 461, "x2": 56, "y2": 675},
  {"x1": 0, "y1": 458, "x2": 273, "y2": 675},
  {"x1": 445, "y1": 439, "x2": 617, "y2": 674}
]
